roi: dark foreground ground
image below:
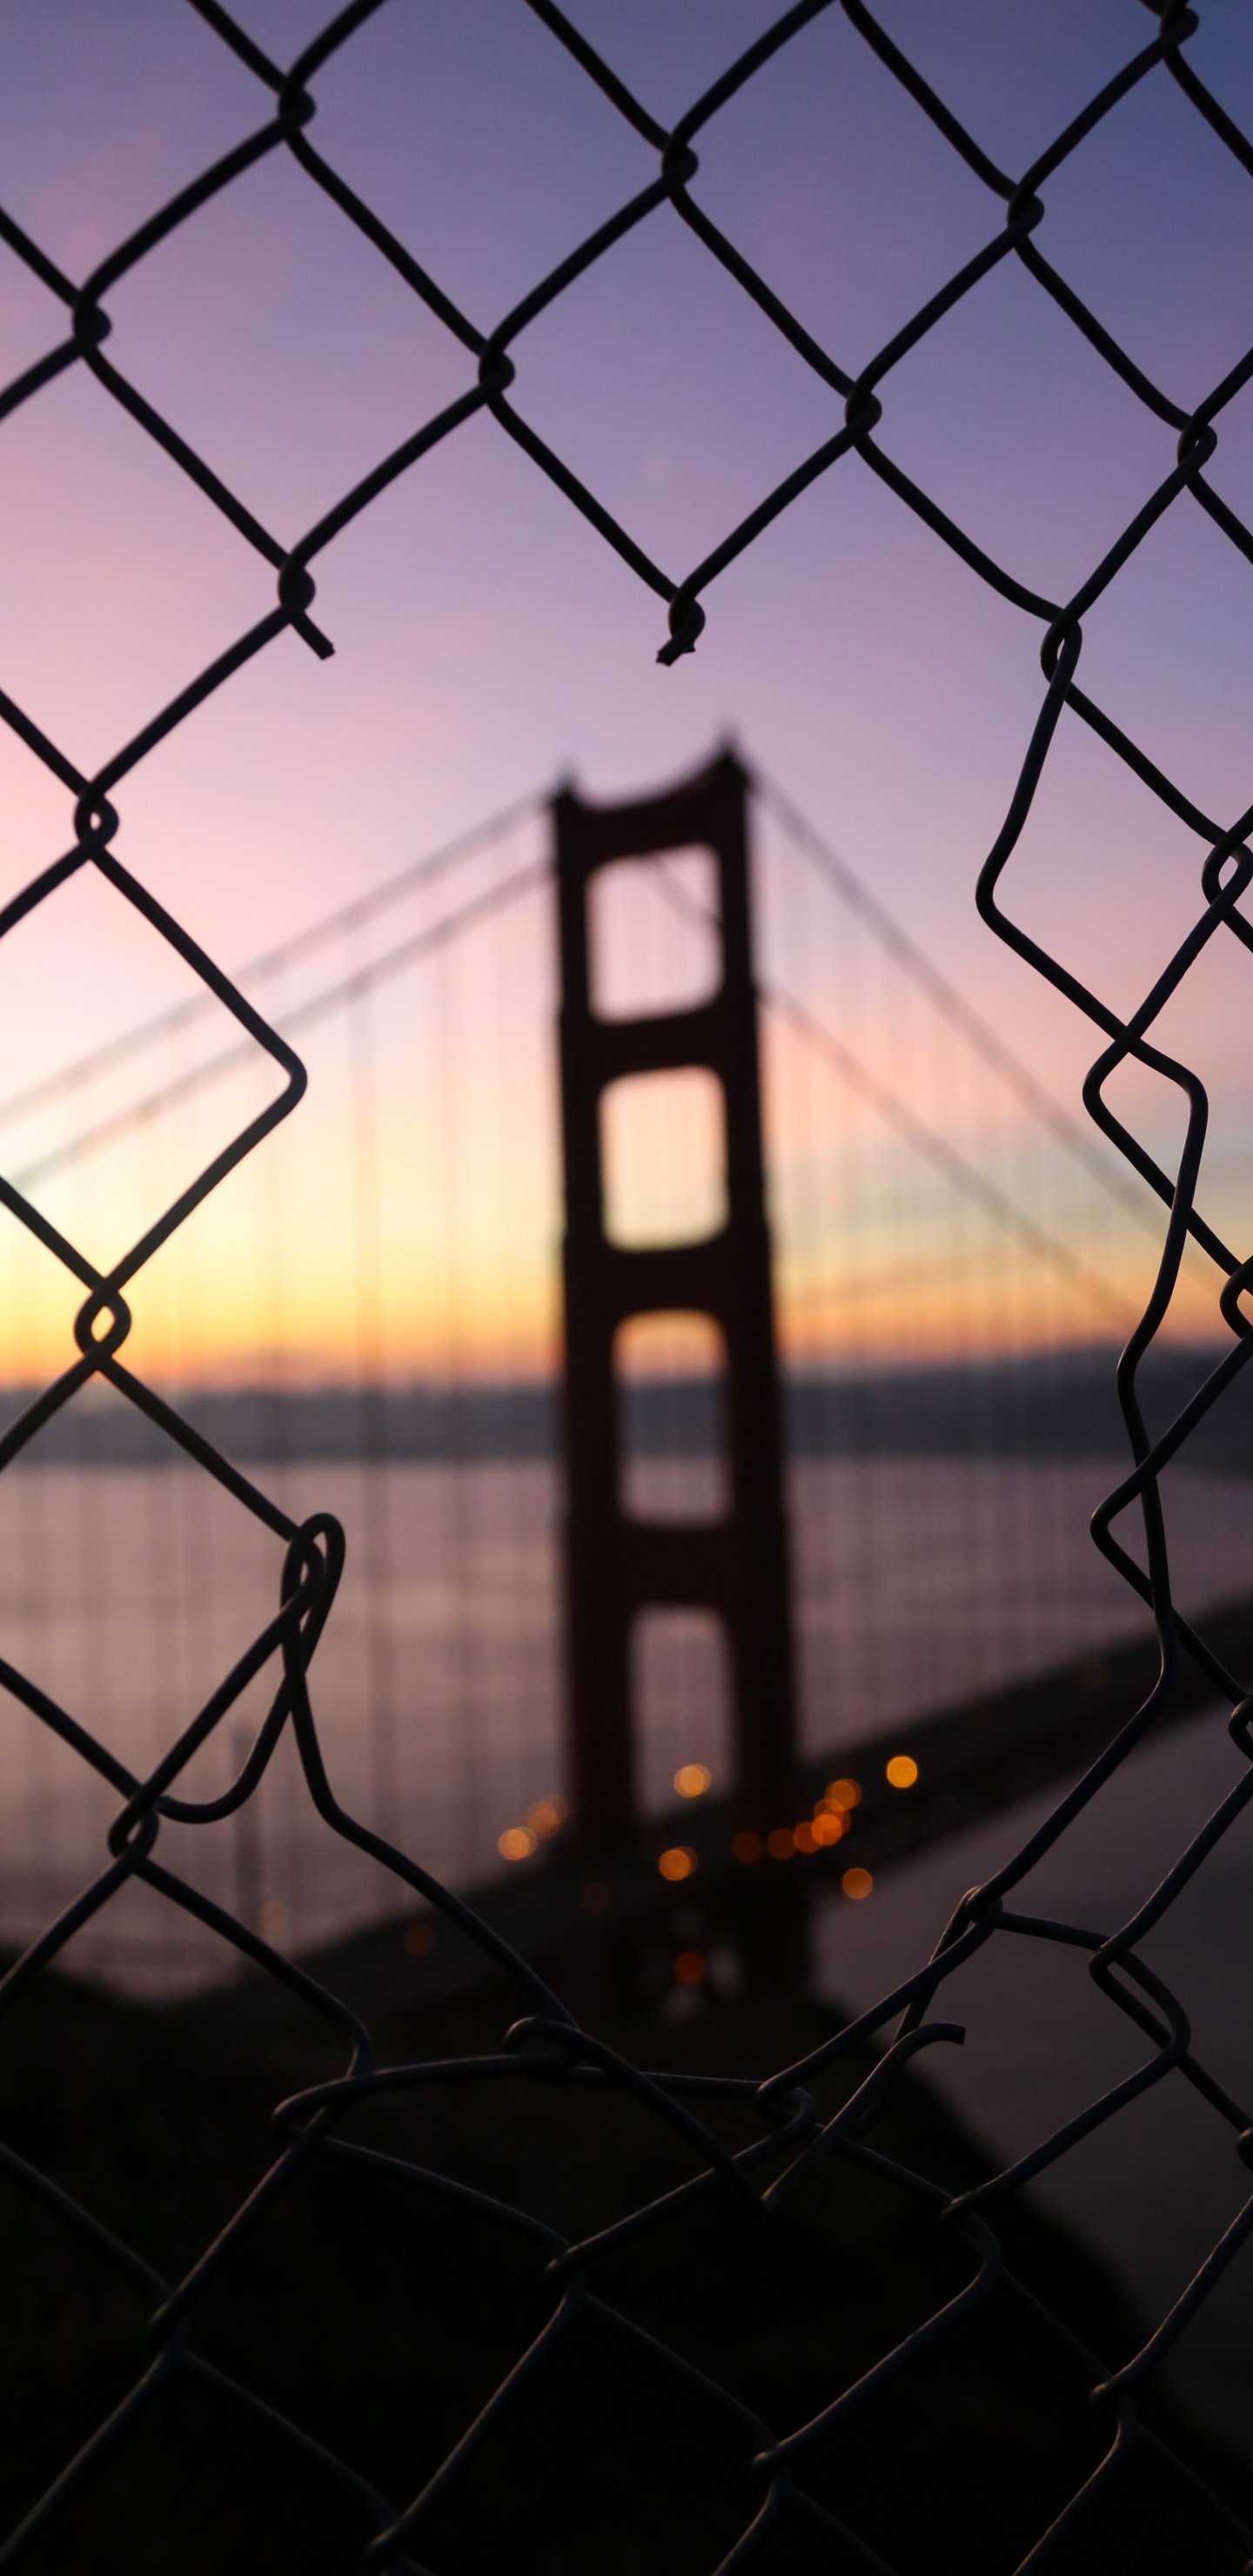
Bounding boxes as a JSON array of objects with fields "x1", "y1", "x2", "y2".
[{"x1": 0, "y1": 1962, "x2": 1246, "y2": 2575}]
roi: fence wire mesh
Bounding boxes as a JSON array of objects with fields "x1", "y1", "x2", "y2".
[{"x1": 2, "y1": 0, "x2": 1253, "y2": 2566}]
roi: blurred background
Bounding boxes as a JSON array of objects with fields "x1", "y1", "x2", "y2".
[
  {"x1": 3, "y1": 760, "x2": 1246, "y2": 1969},
  {"x1": 3, "y1": 0, "x2": 1253, "y2": 2462}
]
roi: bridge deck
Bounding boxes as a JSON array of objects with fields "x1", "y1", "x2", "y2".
[{"x1": 223, "y1": 1594, "x2": 1253, "y2": 2027}]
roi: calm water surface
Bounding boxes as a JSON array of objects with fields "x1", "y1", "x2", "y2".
[
  {"x1": 1, "y1": 1453, "x2": 1251, "y2": 1972},
  {"x1": 3, "y1": 1454, "x2": 1251, "y2": 2452}
]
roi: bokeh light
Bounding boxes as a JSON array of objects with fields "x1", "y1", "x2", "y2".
[
  {"x1": 674, "y1": 1762, "x2": 712, "y2": 1799},
  {"x1": 658, "y1": 1846, "x2": 697, "y2": 1882}
]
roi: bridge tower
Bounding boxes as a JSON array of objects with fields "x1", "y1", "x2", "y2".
[{"x1": 554, "y1": 749, "x2": 797, "y2": 1853}]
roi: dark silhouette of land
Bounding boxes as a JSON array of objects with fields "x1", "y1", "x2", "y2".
[
  {"x1": 4, "y1": 1344, "x2": 1250, "y2": 1472},
  {"x1": 0, "y1": 1968, "x2": 1243, "y2": 2573}
]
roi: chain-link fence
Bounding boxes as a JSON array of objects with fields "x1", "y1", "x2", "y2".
[{"x1": 3, "y1": 1, "x2": 1253, "y2": 2566}]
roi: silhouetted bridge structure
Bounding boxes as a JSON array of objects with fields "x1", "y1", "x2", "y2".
[{"x1": 9, "y1": 749, "x2": 1230, "y2": 1991}]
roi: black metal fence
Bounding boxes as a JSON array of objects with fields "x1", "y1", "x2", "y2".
[{"x1": 3, "y1": 3, "x2": 1253, "y2": 2566}]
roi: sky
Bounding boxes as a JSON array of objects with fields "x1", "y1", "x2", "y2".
[{"x1": 1, "y1": 0, "x2": 1252, "y2": 1379}]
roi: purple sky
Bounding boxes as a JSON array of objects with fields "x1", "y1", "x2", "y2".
[{"x1": 0, "y1": 1, "x2": 1251, "y2": 1368}]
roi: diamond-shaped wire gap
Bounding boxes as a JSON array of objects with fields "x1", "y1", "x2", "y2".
[
  {"x1": 541, "y1": 0, "x2": 822, "y2": 137},
  {"x1": 0, "y1": 0, "x2": 269, "y2": 284},
  {"x1": 305, "y1": 2061, "x2": 794, "y2": 2545},
  {"x1": 21, "y1": 2058, "x2": 546, "y2": 2567},
  {"x1": 858, "y1": 238, "x2": 1180, "y2": 611},
  {"x1": 386, "y1": 2303, "x2": 772, "y2": 2573},
  {"x1": 372, "y1": 2069, "x2": 1033, "y2": 2567},
  {"x1": 859, "y1": 0, "x2": 1161, "y2": 184},
  {"x1": 668, "y1": 0, "x2": 1003, "y2": 380},
  {"x1": 1073, "y1": 475, "x2": 1253, "y2": 800},
  {"x1": 980, "y1": 655, "x2": 1238, "y2": 1038},
  {"x1": 100, "y1": 137, "x2": 478, "y2": 553},
  {"x1": 491, "y1": 199, "x2": 843, "y2": 578},
  {"x1": 302, "y1": 0, "x2": 660, "y2": 330},
  {"x1": 0, "y1": 858, "x2": 292, "y2": 1291},
  {"x1": 1023, "y1": 56, "x2": 1253, "y2": 415},
  {"x1": 0, "y1": 363, "x2": 282, "y2": 783}
]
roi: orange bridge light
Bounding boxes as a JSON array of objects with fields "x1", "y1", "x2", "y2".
[{"x1": 658, "y1": 1846, "x2": 697, "y2": 1882}]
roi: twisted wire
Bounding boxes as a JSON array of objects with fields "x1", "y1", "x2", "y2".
[{"x1": 1, "y1": 1, "x2": 1252, "y2": 2566}]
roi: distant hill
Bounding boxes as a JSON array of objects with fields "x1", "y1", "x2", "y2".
[{"x1": 1, "y1": 1344, "x2": 1250, "y2": 1472}]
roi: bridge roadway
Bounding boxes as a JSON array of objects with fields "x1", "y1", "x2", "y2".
[{"x1": 281, "y1": 1593, "x2": 1253, "y2": 2023}]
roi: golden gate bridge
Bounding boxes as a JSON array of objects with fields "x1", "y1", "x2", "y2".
[{"x1": 0, "y1": 748, "x2": 1243, "y2": 1996}]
